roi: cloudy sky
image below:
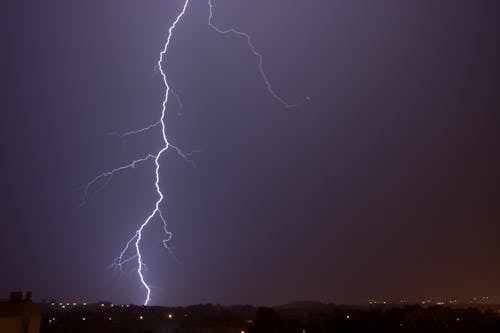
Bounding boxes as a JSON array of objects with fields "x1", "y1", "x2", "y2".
[{"x1": 1, "y1": 0, "x2": 499, "y2": 305}]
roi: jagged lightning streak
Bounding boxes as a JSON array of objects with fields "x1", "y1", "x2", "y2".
[
  {"x1": 81, "y1": 0, "x2": 307, "y2": 306},
  {"x1": 207, "y1": 0, "x2": 309, "y2": 108},
  {"x1": 127, "y1": 0, "x2": 190, "y2": 305},
  {"x1": 82, "y1": 0, "x2": 191, "y2": 306}
]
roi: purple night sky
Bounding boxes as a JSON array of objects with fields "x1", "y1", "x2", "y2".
[{"x1": 1, "y1": 0, "x2": 499, "y2": 306}]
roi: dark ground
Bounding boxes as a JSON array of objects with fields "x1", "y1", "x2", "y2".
[{"x1": 41, "y1": 301, "x2": 500, "y2": 333}]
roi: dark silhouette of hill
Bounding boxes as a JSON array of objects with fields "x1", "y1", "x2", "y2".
[{"x1": 39, "y1": 301, "x2": 500, "y2": 333}]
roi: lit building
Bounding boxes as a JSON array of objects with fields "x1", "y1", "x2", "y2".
[{"x1": 0, "y1": 291, "x2": 41, "y2": 333}]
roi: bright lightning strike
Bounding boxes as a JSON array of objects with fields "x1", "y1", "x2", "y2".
[
  {"x1": 82, "y1": 0, "x2": 190, "y2": 306},
  {"x1": 118, "y1": 0, "x2": 191, "y2": 306},
  {"x1": 81, "y1": 0, "x2": 307, "y2": 306},
  {"x1": 207, "y1": 0, "x2": 309, "y2": 108}
]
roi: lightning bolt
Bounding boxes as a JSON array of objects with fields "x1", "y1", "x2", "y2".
[
  {"x1": 207, "y1": 0, "x2": 309, "y2": 108},
  {"x1": 119, "y1": 0, "x2": 191, "y2": 305},
  {"x1": 80, "y1": 0, "x2": 307, "y2": 306}
]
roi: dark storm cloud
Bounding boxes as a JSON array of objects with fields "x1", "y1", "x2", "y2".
[{"x1": 1, "y1": 0, "x2": 499, "y2": 305}]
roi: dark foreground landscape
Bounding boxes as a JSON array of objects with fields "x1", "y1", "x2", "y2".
[{"x1": 41, "y1": 301, "x2": 500, "y2": 333}]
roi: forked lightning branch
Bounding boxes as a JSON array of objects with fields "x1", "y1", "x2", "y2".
[{"x1": 80, "y1": 0, "x2": 307, "y2": 305}]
